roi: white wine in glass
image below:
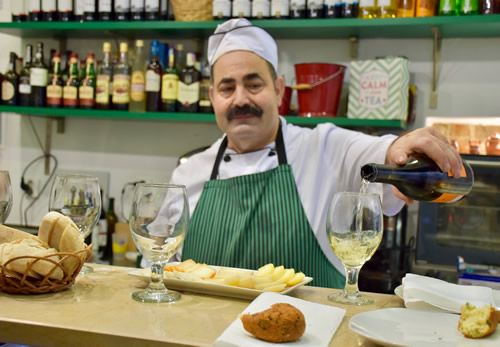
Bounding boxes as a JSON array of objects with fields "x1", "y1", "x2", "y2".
[
  {"x1": 129, "y1": 183, "x2": 189, "y2": 304},
  {"x1": 0, "y1": 171, "x2": 13, "y2": 224},
  {"x1": 326, "y1": 191, "x2": 383, "y2": 305}
]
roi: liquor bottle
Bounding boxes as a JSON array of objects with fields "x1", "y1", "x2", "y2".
[
  {"x1": 48, "y1": 49, "x2": 57, "y2": 79},
  {"x1": 271, "y1": 0, "x2": 290, "y2": 18},
  {"x1": 175, "y1": 44, "x2": 186, "y2": 73},
  {"x1": 480, "y1": 0, "x2": 496, "y2": 13},
  {"x1": 19, "y1": 45, "x2": 33, "y2": 106},
  {"x1": 98, "y1": 0, "x2": 114, "y2": 20},
  {"x1": 396, "y1": 0, "x2": 415, "y2": 16},
  {"x1": 79, "y1": 54, "x2": 96, "y2": 109},
  {"x1": 342, "y1": 0, "x2": 360, "y2": 17},
  {"x1": 97, "y1": 192, "x2": 110, "y2": 263},
  {"x1": 146, "y1": 40, "x2": 163, "y2": 112},
  {"x1": 96, "y1": 42, "x2": 113, "y2": 109},
  {"x1": 199, "y1": 61, "x2": 213, "y2": 114},
  {"x1": 115, "y1": 0, "x2": 131, "y2": 20},
  {"x1": 359, "y1": 0, "x2": 380, "y2": 17},
  {"x1": 131, "y1": 0, "x2": 145, "y2": 20},
  {"x1": 415, "y1": 0, "x2": 436, "y2": 16},
  {"x1": 360, "y1": 155, "x2": 474, "y2": 203},
  {"x1": 63, "y1": 53, "x2": 80, "y2": 108},
  {"x1": 112, "y1": 42, "x2": 131, "y2": 110},
  {"x1": 46, "y1": 53, "x2": 64, "y2": 108},
  {"x1": 379, "y1": 0, "x2": 397, "y2": 16},
  {"x1": 460, "y1": 0, "x2": 478, "y2": 13},
  {"x1": 161, "y1": 47, "x2": 178, "y2": 112},
  {"x1": 106, "y1": 197, "x2": 118, "y2": 265},
  {"x1": 177, "y1": 53, "x2": 201, "y2": 113},
  {"x1": 252, "y1": 0, "x2": 271, "y2": 18},
  {"x1": 28, "y1": 0, "x2": 43, "y2": 21},
  {"x1": 61, "y1": 50, "x2": 72, "y2": 84},
  {"x1": 12, "y1": 1, "x2": 28, "y2": 22},
  {"x1": 291, "y1": 0, "x2": 308, "y2": 18},
  {"x1": 145, "y1": 0, "x2": 160, "y2": 20},
  {"x1": 2, "y1": 53, "x2": 19, "y2": 106},
  {"x1": 42, "y1": 0, "x2": 58, "y2": 21},
  {"x1": 84, "y1": 0, "x2": 97, "y2": 21},
  {"x1": 233, "y1": 0, "x2": 252, "y2": 18},
  {"x1": 75, "y1": 0, "x2": 85, "y2": 21},
  {"x1": 58, "y1": 0, "x2": 74, "y2": 21},
  {"x1": 79, "y1": 59, "x2": 87, "y2": 83},
  {"x1": 213, "y1": 0, "x2": 232, "y2": 19},
  {"x1": 439, "y1": 0, "x2": 459, "y2": 14},
  {"x1": 130, "y1": 40, "x2": 146, "y2": 112},
  {"x1": 30, "y1": 43, "x2": 48, "y2": 107},
  {"x1": 307, "y1": 0, "x2": 325, "y2": 18}
]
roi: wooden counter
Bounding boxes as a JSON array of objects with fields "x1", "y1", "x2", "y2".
[{"x1": 0, "y1": 264, "x2": 403, "y2": 346}]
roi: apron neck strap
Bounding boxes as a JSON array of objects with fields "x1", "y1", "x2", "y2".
[{"x1": 210, "y1": 121, "x2": 287, "y2": 180}]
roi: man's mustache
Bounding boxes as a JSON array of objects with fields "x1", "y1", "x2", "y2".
[{"x1": 227, "y1": 104, "x2": 263, "y2": 120}]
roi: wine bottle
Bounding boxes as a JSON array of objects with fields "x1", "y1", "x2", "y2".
[
  {"x1": 63, "y1": 53, "x2": 80, "y2": 108},
  {"x1": 84, "y1": 0, "x2": 97, "y2": 21},
  {"x1": 115, "y1": 0, "x2": 131, "y2": 20},
  {"x1": 96, "y1": 42, "x2": 113, "y2": 109},
  {"x1": 75, "y1": 0, "x2": 85, "y2": 21},
  {"x1": 129, "y1": 40, "x2": 146, "y2": 112},
  {"x1": 290, "y1": 0, "x2": 307, "y2": 18},
  {"x1": 131, "y1": 0, "x2": 145, "y2": 20},
  {"x1": 232, "y1": 0, "x2": 252, "y2": 18},
  {"x1": 307, "y1": 0, "x2": 325, "y2": 18},
  {"x1": 325, "y1": 0, "x2": 342, "y2": 17},
  {"x1": 46, "y1": 53, "x2": 64, "y2": 108},
  {"x1": 146, "y1": 40, "x2": 163, "y2": 112},
  {"x1": 30, "y1": 43, "x2": 48, "y2": 107},
  {"x1": 79, "y1": 59, "x2": 87, "y2": 82},
  {"x1": 145, "y1": 0, "x2": 160, "y2": 20},
  {"x1": 2, "y1": 53, "x2": 19, "y2": 106},
  {"x1": 97, "y1": 192, "x2": 110, "y2": 263},
  {"x1": 61, "y1": 50, "x2": 72, "y2": 84},
  {"x1": 342, "y1": 0, "x2": 359, "y2": 17},
  {"x1": 161, "y1": 47, "x2": 178, "y2": 112},
  {"x1": 360, "y1": 155, "x2": 474, "y2": 203},
  {"x1": 106, "y1": 197, "x2": 118, "y2": 265},
  {"x1": 177, "y1": 53, "x2": 201, "y2": 113},
  {"x1": 252, "y1": 0, "x2": 271, "y2": 18},
  {"x1": 112, "y1": 42, "x2": 131, "y2": 110},
  {"x1": 42, "y1": 0, "x2": 58, "y2": 21},
  {"x1": 19, "y1": 45, "x2": 33, "y2": 106},
  {"x1": 79, "y1": 53, "x2": 96, "y2": 109},
  {"x1": 174, "y1": 44, "x2": 186, "y2": 73},
  {"x1": 58, "y1": 0, "x2": 74, "y2": 21},
  {"x1": 199, "y1": 61, "x2": 213, "y2": 114},
  {"x1": 213, "y1": 0, "x2": 232, "y2": 19},
  {"x1": 98, "y1": 0, "x2": 114, "y2": 20},
  {"x1": 12, "y1": 1, "x2": 28, "y2": 22}
]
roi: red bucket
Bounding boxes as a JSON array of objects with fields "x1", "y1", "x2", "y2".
[
  {"x1": 294, "y1": 63, "x2": 345, "y2": 117},
  {"x1": 278, "y1": 86, "x2": 292, "y2": 116}
]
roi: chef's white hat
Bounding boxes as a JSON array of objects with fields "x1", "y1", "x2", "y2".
[{"x1": 207, "y1": 18, "x2": 278, "y2": 72}]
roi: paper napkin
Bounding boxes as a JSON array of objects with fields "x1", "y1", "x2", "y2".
[
  {"x1": 214, "y1": 292, "x2": 346, "y2": 347},
  {"x1": 402, "y1": 273, "x2": 495, "y2": 314}
]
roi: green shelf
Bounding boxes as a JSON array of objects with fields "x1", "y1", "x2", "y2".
[
  {"x1": 0, "y1": 105, "x2": 406, "y2": 128},
  {"x1": 0, "y1": 15, "x2": 499, "y2": 39}
]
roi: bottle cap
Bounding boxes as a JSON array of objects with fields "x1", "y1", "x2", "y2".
[
  {"x1": 136, "y1": 40, "x2": 144, "y2": 47},
  {"x1": 120, "y1": 42, "x2": 128, "y2": 53},
  {"x1": 177, "y1": 43, "x2": 184, "y2": 51},
  {"x1": 103, "y1": 42, "x2": 111, "y2": 53}
]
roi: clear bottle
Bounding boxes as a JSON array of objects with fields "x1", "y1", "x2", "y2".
[
  {"x1": 233, "y1": 0, "x2": 252, "y2": 18},
  {"x1": 96, "y1": 42, "x2": 113, "y2": 109},
  {"x1": 18, "y1": 45, "x2": 32, "y2": 106},
  {"x1": 162, "y1": 47, "x2": 178, "y2": 112},
  {"x1": 79, "y1": 53, "x2": 97, "y2": 109},
  {"x1": 112, "y1": 42, "x2": 131, "y2": 111},
  {"x1": 379, "y1": 0, "x2": 397, "y2": 16},
  {"x1": 360, "y1": 155, "x2": 474, "y2": 203},
  {"x1": 177, "y1": 53, "x2": 201, "y2": 113},
  {"x1": 271, "y1": 0, "x2": 290, "y2": 18},
  {"x1": 130, "y1": 40, "x2": 147, "y2": 112},
  {"x1": 325, "y1": 0, "x2": 343, "y2": 17},
  {"x1": 146, "y1": 40, "x2": 163, "y2": 112},
  {"x1": 359, "y1": 0, "x2": 380, "y2": 17},
  {"x1": 63, "y1": 53, "x2": 80, "y2": 109},
  {"x1": 115, "y1": 0, "x2": 131, "y2": 20},
  {"x1": 58, "y1": 0, "x2": 74, "y2": 21},
  {"x1": 30, "y1": 43, "x2": 48, "y2": 107},
  {"x1": 46, "y1": 53, "x2": 63, "y2": 108},
  {"x1": 131, "y1": 0, "x2": 146, "y2": 20},
  {"x1": 252, "y1": 0, "x2": 271, "y2": 18},
  {"x1": 307, "y1": 0, "x2": 325, "y2": 18},
  {"x1": 2, "y1": 53, "x2": 19, "y2": 106},
  {"x1": 98, "y1": 0, "x2": 114, "y2": 20},
  {"x1": 397, "y1": 0, "x2": 416, "y2": 16},
  {"x1": 213, "y1": 0, "x2": 232, "y2": 19},
  {"x1": 42, "y1": 0, "x2": 58, "y2": 21},
  {"x1": 145, "y1": 0, "x2": 161, "y2": 20}
]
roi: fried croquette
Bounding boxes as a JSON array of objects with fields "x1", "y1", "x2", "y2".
[
  {"x1": 458, "y1": 303, "x2": 499, "y2": 339},
  {"x1": 240, "y1": 303, "x2": 306, "y2": 343}
]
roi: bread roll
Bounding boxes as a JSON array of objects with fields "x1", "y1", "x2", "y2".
[
  {"x1": 38, "y1": 211, "x2": 79, "y2": 250},
  {"x1": 0, "y1": 224, "x2": 38, "y2": 244},
  {"x1": 59, "y1": 224, "x2": 86, "y2": 273}
]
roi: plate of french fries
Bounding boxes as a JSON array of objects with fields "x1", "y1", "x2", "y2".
[{"x1": 128, "y1": 259, "x2": 313, "y2": 300}]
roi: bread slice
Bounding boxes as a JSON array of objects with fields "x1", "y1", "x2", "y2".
[
  {"x1": 0, "y1": 224, "x2": 38, "y2": 244},
  {"x1": 58, "y1": 224, "x2": 86, "y2": 273},
  {"x1": 458, "y1": 303, "x2": 499, "y2": 338}
]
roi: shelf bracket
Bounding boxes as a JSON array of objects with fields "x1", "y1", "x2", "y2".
[
  {"x1": 430, "y1": 27, "x2": 441, "y2": 109},
  {"x1": 349, "y1": 36, "x2": 359, "y2": 59}
]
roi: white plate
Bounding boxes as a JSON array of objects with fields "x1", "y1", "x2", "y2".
[
  {"x1": 349, "y1": 308, "x2": 500, "y2": 347},
  {"x1": 128, "y1": 265, "x2": 313, "y2": 300}
]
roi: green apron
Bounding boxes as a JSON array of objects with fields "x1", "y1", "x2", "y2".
[{"x1": 182, "y1": 124, "x2": 344, "y2": 288}]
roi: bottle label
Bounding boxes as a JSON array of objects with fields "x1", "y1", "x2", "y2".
[
  {"x1": 79, "y1": 85, "x2": 95, "y2": 105},
  {"x1": 28, "y1": 0, "x2": 41, "y2": 11},
  {"x1": 213, "y1": 0, "x2": 232, "y2": 17},
  {"x1": 359, "y1": 69, "x2": 389, "y2": 109},
  {"x1": 113, "y1": 74, "x2": 131, "y2": 104},
  {"x1": 19, "y1": 82, "x2": 32, "y2": 95},
  {"x1": 200, "y1": 100, "x2": 212, "y2": 107},
  {"x1": 130, "y1": 71, "x2": 146, "y2": 101},
  {"x1": 63, "y1": 85, "x2": 78, "y2": 105},
  {"x1": 47, "y1": 85, "x2": 63, "y2": 105},
  {"x1": 146, "y1": 70, "x2": 161, "y2": 92},
  {"x1": 253, "y1": 0, "x2": 271, "y2": 17},
  {"x1": 146, "y1": 0, "x2": 160, "y2": 11},
  {"x1": 58, "y1": 0, "x2": 73, "y2": 11},
  {"x1": 98, "y1": 219, "x2": 108, "y2": 247},
  {"x1": 30, "y1": 68, "x2": 48, "y2": 87},
  {"x1": 432, "y1": 193, "x2": 464, "y2": 203},
  {"x1": 42, "y1": 0, "x2": 57, "y2": 12},
  {"x1": 115, "y1": 0, "x2": 131, "y2": 12},
  {"x1": 96, "y1": 75, "x2": 110, "y2": 104},
  {"x1": 177, "y1": 81, "x2": 200, "y2": 106},
  {"x1": 2, "y1": 81, "x2": 15, "y2": 101},
  {"x1": 98, "y1": 0, "x2": 112, "y2": 12},
  {"x1": 75, "y1": 0, "x2": 85, "y2": 15},
  {"x1": 131, "y1": 0, "x2": 145, "y2": 11},
  {"x1": 162, "y1": 74, "x2": 178, "y2": 100},
  {"x1": 84, "y1": 0, "x2": 96, "y2": 12},
  {"x1": 233, "y1": 0, "x2": 252, "y2": 17},
  {"x1": 271, "y1": 0, "x2": 290, "y2": 17}
]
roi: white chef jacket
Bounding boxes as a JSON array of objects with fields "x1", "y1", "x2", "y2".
[{"x1": 171, "y1": 117, "x2": 405, "y2": 274}]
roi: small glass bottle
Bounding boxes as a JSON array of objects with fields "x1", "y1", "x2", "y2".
[
  {"x1": 42, "y1": 0, "x2": 58, "y2": 21},
  {"x1": 75, "y1": 0, "x2": 85, "y2": 21},
  {"x1": 439, "y1": 0, "x2": 459, "y2": 14},
  {"x1": 58, "y1": 0, "x2": 74, "y2": 21},
  {"x1": 145, "y1": 0, "x2": 160, "y2": 20},
  {"x1": 198, "y1": 61, "x2": 213, "y2": 114},
  {"x1": 112, "y1": 42, "x2": 132, "y2": 111},
  {"x1": 146, "y1": 40, "x2": 163, "y2": 112},
  {"x1": 18, "y1": 45, "x2": 32, "y2": 106},
  {"x1": 325, "y1": 0, "x2": 343, "y2": 17},
  {"x1": 63, "y1": 53, "x2": 80, "y2": 109},
  {"x1": 2, "y1": 53, "x2": 19, "y2": 106},
  {"x1": 162, "y1": 48, "x2": 178, "y2": 112},
  {"x1": 131, "y1": 0, "x2": 146, "y2": 20},
  {"x1": 213, "y1": 0, "x2": 232, "y2": 19},
  {"x1": 46, "y1": 53, "x2": 64, "y2": 108},
  {"x1": 96, "y1": 42, "x2": 113, "y2": 109},
  {"x1": 308, "y1": 0, "x2": 325, "y2": 18},
  {"x1": 342, "y1": 0, "x2": 360, "y2": 17},
  {"x1": 416, "y1": 0, "x2": 436, "y2": 16},
  {"x1": 79, "y1": 53, "x2": 97, "y2": 109},
  {"x1": 460, "y1": 0, "x2": 479, "y2": 13},
  {"x1": 28, "y1": 0, "x2": 43, "y2": 22},
  {"x1": 130, "y1": 40, "x2": 147, "y2": 112},
  {"x1": 83, "y1": 0, "x2": 97, "y2": 21},
  {"x1": 115, "y1": 0, "x2": 131, "y2": 20},
  {"x1": 397, "y1": 0, "x2": 416, "y2": 16},
  {"x1": 30, "y1": 43, "x2": 48, "y2": 107},
  {"x1": 98, "y1": 0, "x2": 114, "y2": 20}
]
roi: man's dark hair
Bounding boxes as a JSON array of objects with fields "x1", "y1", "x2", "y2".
[{"x1": 210, "y1": 60, "x2": 277, "y2": 85}]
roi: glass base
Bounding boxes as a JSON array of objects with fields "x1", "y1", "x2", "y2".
[
  {"x1": 79, "y1": 265, "x2": 94, "y2": 275},
  {"x1": 132, "y1": 288, "x2": 181, "y2": 303},
  {"x1": 328, "y1": 291, "x2": 374, "y2": 306}
]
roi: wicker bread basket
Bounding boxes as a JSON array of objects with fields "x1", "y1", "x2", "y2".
[
  {"x1": 0, "y1": 245, "x2": 92, "y2": 294},
  {"x1": 171, "y1": 0, "x2": 213, "y2": 21}
]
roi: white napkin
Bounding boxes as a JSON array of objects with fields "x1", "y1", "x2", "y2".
[
  {"x1": 402, "y1": 273, "x2": 495, "y2": 314},
  {"x1": 214, "y1": 292, "x2": 345, "y2": 347}
]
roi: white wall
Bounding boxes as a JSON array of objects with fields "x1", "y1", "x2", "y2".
[{"x1": 1, "y1": 4, "x2": 499, "y2": 226}]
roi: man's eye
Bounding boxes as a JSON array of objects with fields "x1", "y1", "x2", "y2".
[
  {"x1": 219, "y1": 85, "x2": 233, "y2": 93},
  {"x1": 249, "y1": 83, "x2": 262, "y2": 90}
]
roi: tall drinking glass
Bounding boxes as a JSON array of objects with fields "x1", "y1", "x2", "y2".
[
  {"x1": 0, "y1": 171, "x2": 12, "y2": 224},
  {"x1": 129, "y1": 183, "x2": 189, "y2": 303},
  {"x1": 326, "y1": 191, "x2": 383, "y2": 305}
]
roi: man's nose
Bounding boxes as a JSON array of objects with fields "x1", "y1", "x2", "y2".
[{"x1": 232, "y1": 86, "x2": 250, "y2": 107}]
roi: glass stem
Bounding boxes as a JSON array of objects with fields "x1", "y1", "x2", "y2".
[
  {"x1": 343, "y1": 265, "x2": 362, "y2": 295},
  {"x1": 148, "y1": 261, "x2": 167, "y2": 291}
]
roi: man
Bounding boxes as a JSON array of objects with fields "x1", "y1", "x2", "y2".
[{"x1": 172, "y1": 18, "x2": 463, "y2": 288}]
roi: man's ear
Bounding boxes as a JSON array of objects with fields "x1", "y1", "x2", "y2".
[
  {"x1": 275, "y1": 76, "x2": 285, "y2": 107},
  {"x1": 209, "y1": 85, "x2": 214, "y2": 104}
]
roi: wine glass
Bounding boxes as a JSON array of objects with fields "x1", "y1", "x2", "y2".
[
  {"x1": 326, "y1": 191, "x2": 383, "y2": 305},
  {"x1": 0, "y1": 171, "x2": 13, "y2": 224},
  {"x1": 49, "y1": 174, "x2": 101, "y2": 274},
  {"x1": 129, "y1": 183, "x2": 189, "y2": 303}
]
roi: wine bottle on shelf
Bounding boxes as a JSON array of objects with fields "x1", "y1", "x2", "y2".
[
  {"x1": 360, "y1": 155, "x2": 474, "y2": 203},
  {"x1": 2, "y1": 53, "x2": 19, "y2": 106},
  {"x1": 28, "y1": 0, "x2": 43, "y2": 22},
  {"x1": 42, "y1": 0, "x2": 58, "y2": 21},
  {"x1": 96, "y1": 42, "x2": 113, "y2": 109},
  {"x1": 30, "y1": 43, "x2": 48, "y2": 107},
  {"x1": 58, "y1": 0, "x2": 74, "y2": 21},
  {"x1": 84, "y1": 0, "x2": 97, "y2": 21},
  {"x1": 112, "y1": 42, "x2": 131, "y2": 110},
  {"x1": 290, "y1": 0, "x2": 307, "y2": 18},
  {"x1": 130, "y1": 40, "x2": 146, "y2": 112},
  {"x1": 271, "y1": 0, "x2": 290, "y2": 18},
  {"x1": 98, "y1": 0, "x2": 114, "y2": 20},
  {"x1": 63, "y1": 53, "x2": 80, "y2": 109},
  {"x1": 48, "y1": 49, "x2": 56, "y2": 79},
  {"x1": 213, "y1": 0, "x2": 232, "y2": 19},
  {"x1": 46, "y1": 53, "x2": 64, "y2": 108},
  {"x1": 146, "y1": 40, "x2": 163, "y2": 112},
  {"x1": 161, "y1": 47, "x2": 178, "y2": 112},
  {"x1": 19, "y1": 45, "x2": 33, "y2": 106},
  {"x1": 325, "y1": 0, "x2": 342, "y2": 17},
  {"x1": 74, "y1": 0, "x2": 85, "y2": 21},
  {"x1": 342, "y1": 0, "x2": 359, "y2": 17},
  {"x1": 252, "y1": 0, "x2": 271, "y2": 18},
  {"x1": 12, "y1": 1, "x2": 28, "y2": 22},
  {"x1": 115, "y1": 0, "x2": 131, "y2": 20},
  {"x1": 145, "y1": 0, "x2": 160, "y2": 19},
  {"x1": 106, "y1": 197, "x2": 118, "y2": 265},
  {"x1": 177, "y1": 53, "x2": 201, "y2": 113},
  {"x1": 79, "y1": 53, "x2": 96, "y2": 109},
  {"x1": 307, "y1": 0, "x2": 325, "y2": 17},
  {"x1": 199, "y1": 61, "x2": 213, "y2": 114},
  {"x1": 175, "y1": 44, "x2": 186, "y2": 73},
  {"x1": 79, "y1": 59, "x2": 87, "y2": 83},
  {"x1": 232, "y1": 0, "x2": 252, "y2": 18},
  {"x1": 131, "y1": 0, "x2": 145, "y2": 20},
  {"x1": 97, "y1": 192, "x2": 110, "y2": 264}
]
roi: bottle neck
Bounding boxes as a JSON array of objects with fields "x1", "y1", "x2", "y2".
[
  {"x1": 103, "y1": 52, "x2": 111, "y2": 67},
  {"x1": 120, "y1": 51, "x2": 128, "y2": 65},
  {"x1": 108, "y1": 198, "x2": 115, "y2": 212}
]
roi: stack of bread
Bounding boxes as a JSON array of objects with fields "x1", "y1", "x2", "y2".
[{"x1": 0, "y1": 211, "x2": 90, "y2": 294}]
